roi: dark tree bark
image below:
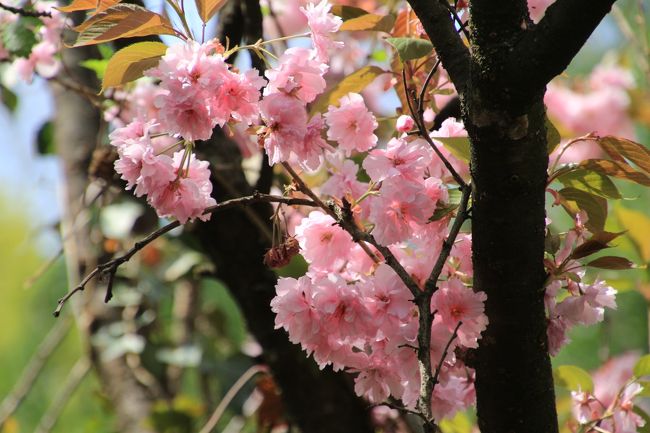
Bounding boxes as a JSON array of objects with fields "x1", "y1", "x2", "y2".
[{"x1": 405, "y1": 0, "x2": 618, "y2": 432}]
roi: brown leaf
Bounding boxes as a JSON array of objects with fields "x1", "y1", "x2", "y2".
[
  {"x1": 580, "y1": 159, "x2": 650, "y2": 186},
  {"x1": 73, "y1": 4, "x2": 175, "y2": 47}
]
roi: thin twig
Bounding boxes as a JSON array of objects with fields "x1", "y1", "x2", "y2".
[
  {"x1": 443, "y1": 0, "x2": 470, "y2": 40},
  {"x1": 418, "y1": 58, "x2": 442, "y2": 116},
  {"x1": 0, "y1": 317, "x2": 72, "y2": 425},
  {"x1": 33, "y1": 357, "x2": 91, "y2": 433},
  {"x1": 53, "y1": 193, "x2": 317, "y2": 317},
  {"x1": 372, "y1": 400, "x2": 427, "y2": 421},
  {"x1": 0, "y1": 2, "x2": 51, "y2": 17},
  {"x1": 423, "y1": 185, "x2": 471, "y2": 294},
  {"x1": 404, "y1": 67, "x2": 468, "y2": 188},
  {"x1": 431, "y1": 321, "x2": 462, "y2": 387},
  {"x1": 198, "y1": 365, "x2": 267, "y2": 433}
]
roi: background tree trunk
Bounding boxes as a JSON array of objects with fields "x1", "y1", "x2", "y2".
[{"x1": 54, "y1": 34, "x2": 159, "y2": 433}]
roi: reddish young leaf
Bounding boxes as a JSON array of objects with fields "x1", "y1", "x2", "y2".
[
  {"x1": 569, "y1": 231, "x2": 625, "y2": 260},
  {"x1": 586, "y1": 256, "x2": 634, "y2": 270}
]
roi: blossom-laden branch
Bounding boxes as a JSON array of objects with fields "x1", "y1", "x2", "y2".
[
  {"x1": 53, "y1": 193, "x2": 317, "y2": 317},
  {"x1": 281, "y1": 162, "x2": 423, "y2": 298}
]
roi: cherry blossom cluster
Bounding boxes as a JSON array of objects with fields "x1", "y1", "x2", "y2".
[
  {"x1": 571, "y1": 353, "x2": 646, "y2": 433},
  {"x1": 543, "y1": 211, "x2": 617, "y2": 355},
  {"x1": 271, "y1": 107, "x2": 485, "y2": 417},
  {"x1": 0, "y1": 1, "x2": 65, "y2": 83},
  {"x1": 108, "y1": 0, "x2": 345, "y2": 221}
]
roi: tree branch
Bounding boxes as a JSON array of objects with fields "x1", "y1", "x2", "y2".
[
  {"x1": 0, "y1": 1, "x2": 51, "y2": 17},
  {"x1": 512, "y1": 0, "x2": 618, "y2": 94},
  {"x1": 33, "y1": 358, "x2": 91, "y2": 433},
  {"x1": 0, "y1": 318, "x2": 72, "y2": 425},
  {"x1": 52, "y1": 193, "x2": 316, "y2": 317},
  {"x1": 405, "y1": 0, "x2": 470, "y2": 93}
]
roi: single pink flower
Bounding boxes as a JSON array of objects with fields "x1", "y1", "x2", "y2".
[
  {"x1": 431, "y1": 278, "x2": 488, "y2": 348},
  {"x1": 325, "y1": 92, "x2": 378, "y2": 155},
  {"x1": 396, "y1": 114, "x2": 415, "y2": 133},
  {"x1": 300, "y1": 0, "x2": 343, "y2": 62},
  {"x1": 363, "y1": 137, "x2": 431, "y2": 182},
  {"x1": 295, "y1": 210, "x2": 355, "y2": 271},
  {"x1": 259, "y1": 93, "x2": 308, "y2": 165},
  {"x1": 265, "y1": 47, "x2": 328, "y2": 103}
]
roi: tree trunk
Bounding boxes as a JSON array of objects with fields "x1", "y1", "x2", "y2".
[{"x1": 54, "y1": 33, "x2": 159, "y2": 433}]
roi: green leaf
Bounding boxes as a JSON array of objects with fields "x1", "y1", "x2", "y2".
[
  {"x1": 558, "y1": 187, "x2": 608, "y2": 232},
  {"x1": 634, "y1": 407, "x2": 650, "y2": 433},
  {"x1": 545, "y1": 229, "x2": 561, "y2": 255},
  {"x1": 36, "y1": 122, "x2": 55, "y2": 155},
  {"x1": 2, "y1": 17, "x2": 39, "y2": 57},
  {"x1": 557, "y1": 168, "x2": 621, "y2": 199},
  {"x1": 80, "y1": 59, "x2": 109, "y2": 80},
  {"x1": 435, "y1": 137, "x2": 471, "y2": 163},
  {"x1": 101, "y1": 41, "x2": 167, "y2": 92},
  {"x1": 310, "y1": 65, "x2": 385, "y2": 114},
  {"x1": 546, "y1": 117, "x2": 561, "y2": 154},
  {"x1": 597, "y1": 136, "x2": 650, "y2": 174},
  {"x1": 0, "y1": 85, "x2": 18, "y2": 112},
  {"x1": 553, "y1": 365, "x2": 594, "y2": 392},
  {"x1": 634, "y1": 354, "x2": 650, "y2": 377},
  {"x1": 339, "y1": 13, "x2": 395, "y2": 33},
  {"x1": 580, "y1": 159, "x2": 650, "y2": 186},
  {"x1": 585, "y1": 256, "x2": 634, "y2": 270},
  {"x1": 386, "y1": 37, "x2": 433, "y2": 61}
]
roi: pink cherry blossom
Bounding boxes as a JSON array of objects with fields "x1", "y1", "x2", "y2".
[
  {"x1": 528, "y1": 0, "x2": 555, "y2": 23},
  {"x1": 292, "y1": 114, "x2": 333, "y2": 171},
  {"x1": 259, "y1": 92, "x2": 308, "y2": 165},
  {"x1": 363, "y1": 137, "x2": 432, "y2": 182},
  {"x1": 148, "y1": 151, "x2": 216, "y2": 223},
  {"x1": 156, "y1": 93, "x2": 215, "y2": 141},
  {"x1": 396, "y1": 114, "x2": 415, "y2": 133},
  {"x1": 368, "y1": 178, "x2": 438, "y2": 245},
  {"x1": 212, "y1": 69, "x2": 265, "y2": 125},
  {"x1": 320, "y1": 154, "x2": 369, "y2": 202},
  {"x1": 295, "y1": 210, "x2": 355, "y2": 271},
  {"x1": 429, "y1": 118, "x2": 469, "y2": 180},
  {"x1": 271, "y1": 276, "x2": 321, "y2": 345},
  {"x1": 325, "y1": 93, "x2": 378, "y2": 155},
  {"x1": 353, "y1": 352, "x2": 404, "y2": 403},
  {"x1": 555, "y1": 279, "x2": 617, "y2": 326},
  {"x1": 265, "y1": 47, "x2": 328, "y2": 103},
  {"x1": 300, "y1": 0, "x2": 343, "y2": 62},
  {"x1": 431, "y1": 278, "x2": 488, "y2": 348},
  {"x1": 547, "y1": 315, "x2": 570, "y2": 356}
]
